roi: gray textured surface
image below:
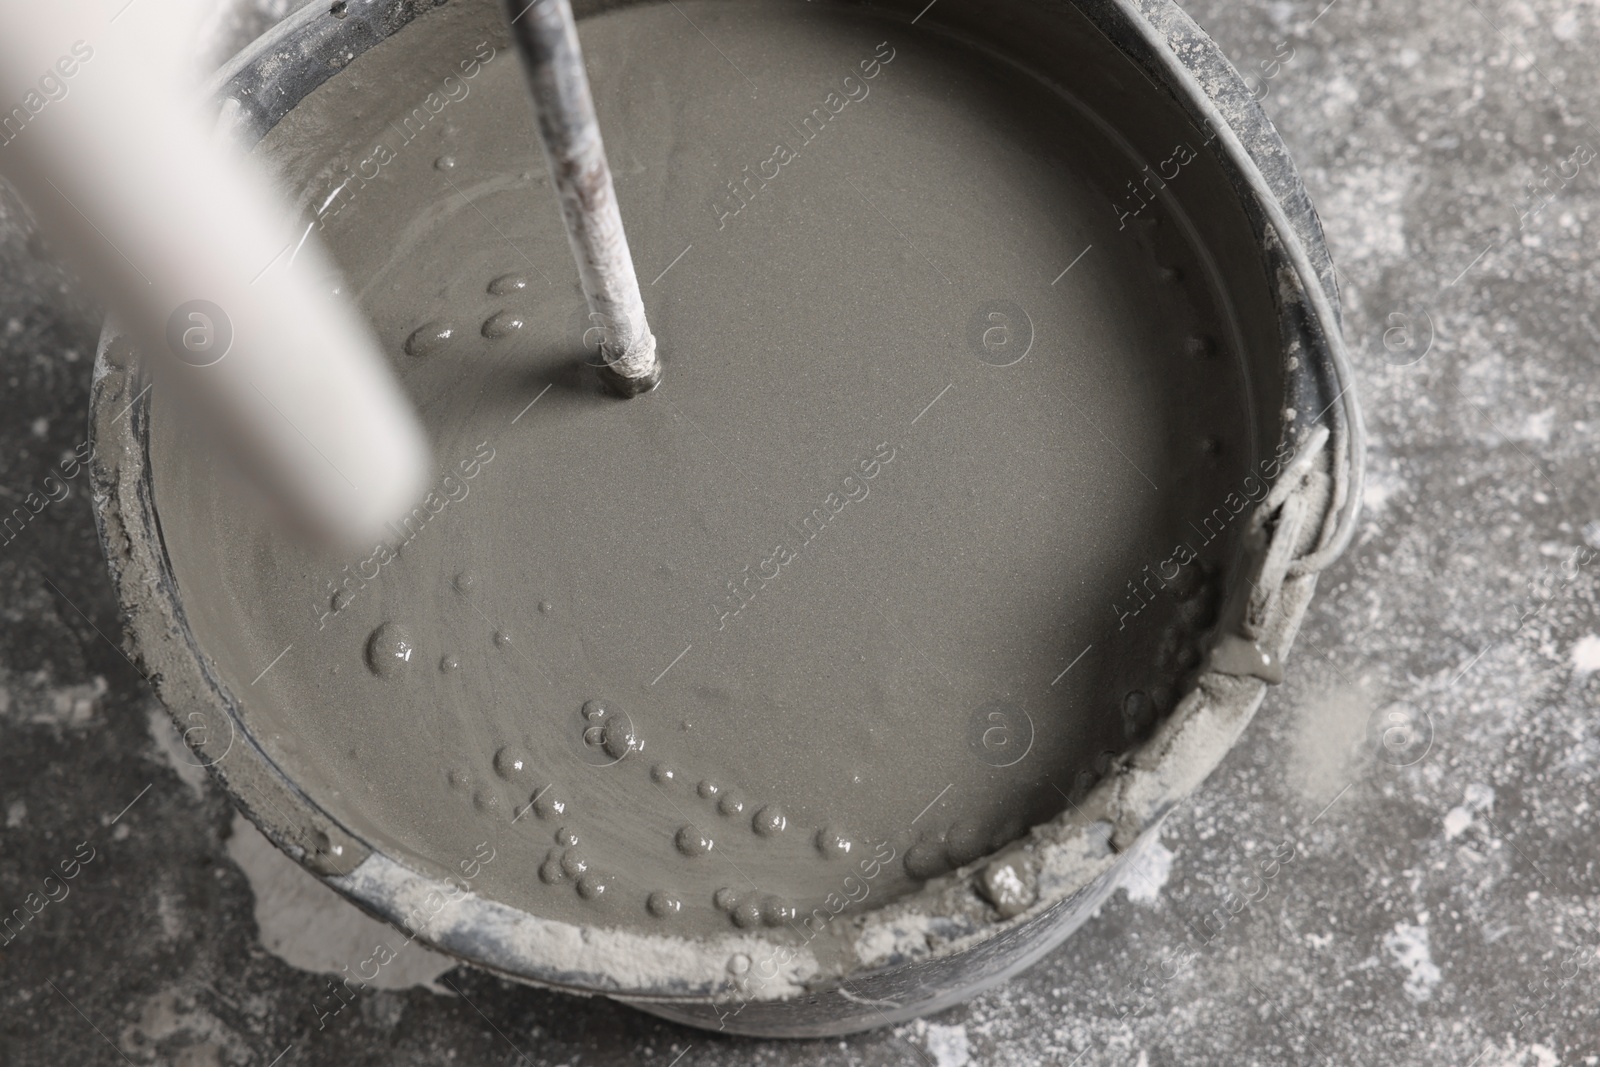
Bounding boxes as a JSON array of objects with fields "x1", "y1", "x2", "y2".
[{"x1": 4, "y1": 0, "x2": 1600, "y2": 1064}]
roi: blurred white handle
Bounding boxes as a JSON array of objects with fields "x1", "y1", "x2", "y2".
[{"x1": 0, "y1": 0, "x2": 429, "y2": 545}]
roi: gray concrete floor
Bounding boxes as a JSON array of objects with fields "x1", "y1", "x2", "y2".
[{"x1": 5, "y1": 0, "x2": 1600, "y2": 1063}]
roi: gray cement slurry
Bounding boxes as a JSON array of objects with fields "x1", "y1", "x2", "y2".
[
  {"x1": 147, "y1": 1, "x2": 1248, "y2": 940},
  {"x1": 5, "y1": 0, "x2": 1600, "y2": 1063}
]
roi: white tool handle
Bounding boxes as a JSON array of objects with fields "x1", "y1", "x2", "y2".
[{"x1": 0, "y1": 0, "x2": 429, "y2": 545}]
